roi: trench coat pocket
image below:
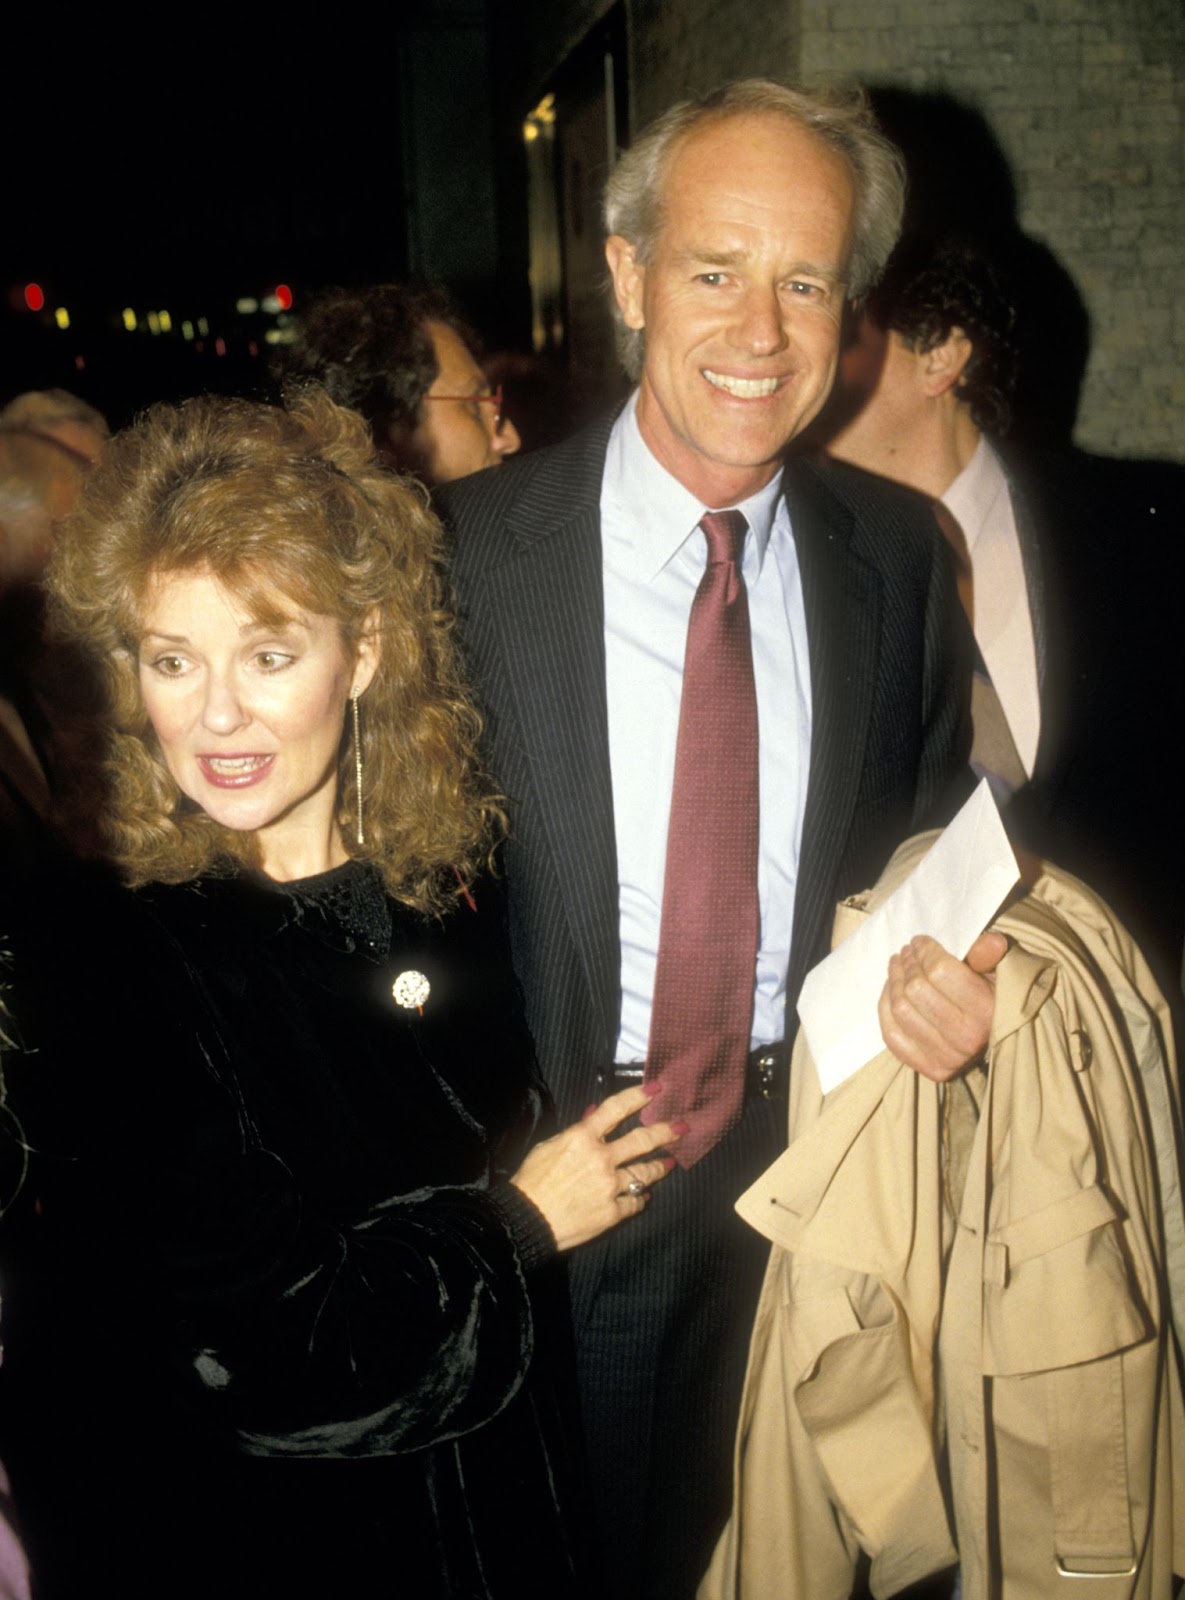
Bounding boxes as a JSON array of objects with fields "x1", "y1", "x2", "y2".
[
  {"x1": 788, "y1": 1271, "x2": 954, "y2": 1583},
  {"x1": 981, "y1": 1182, "x2": 1151, "y2": 1375}
]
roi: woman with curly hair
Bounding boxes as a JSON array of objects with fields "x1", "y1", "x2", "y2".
[{"x1": 3, "y1": 390, "x2": 677, "y2": 1597}]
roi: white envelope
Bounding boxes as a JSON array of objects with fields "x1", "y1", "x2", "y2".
[{"x1": 797, "y1": 779, "x2": 1019, "y2": 1092}]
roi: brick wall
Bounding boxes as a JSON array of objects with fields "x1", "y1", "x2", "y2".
[
  {"x1": 523, "y1": 0, "x2": 1184, "y2": 459},
  {"x1": 798, "y1": 0, "x2": 1185, "y2": 460},
  {"x1": 628, "y1": 0, "x2": 798, "y2": 126}
]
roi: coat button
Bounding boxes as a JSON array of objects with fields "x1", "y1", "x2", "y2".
[{"x1": 1069, "y1": 1028, "x2": 1093, "y2": 1072}]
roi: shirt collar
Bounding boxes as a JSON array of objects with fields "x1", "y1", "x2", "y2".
[
  {"x1": 940, "y1": 435, "x2": 1009, "y2": 555},
  {"x1": 603, "y1": 391, "x2": 784, "y2": 581}
]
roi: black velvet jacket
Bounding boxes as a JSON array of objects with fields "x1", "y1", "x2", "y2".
[{"x1": 2, "y1": 863, "x2": 589, "y2": 1598}]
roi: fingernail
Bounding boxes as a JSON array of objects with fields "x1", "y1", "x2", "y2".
[
  {"x1": 671, "y1": 1119, "x2": 690, "y2": 1136},
  {"x1": 662, "y1": 1155, "x2": 677, "y2": 1172},
  {"x1": 582, "y1": 1103, "x2": 598, "y2": 1119},
  {"x1": 642, "y1": 1080, "x2": 663, "y2": 1098}
]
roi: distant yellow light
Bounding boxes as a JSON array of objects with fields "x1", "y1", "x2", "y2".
[
  {"x1": 122, "y1": 307, "x2": 137, "y2": 332},
  {"x1": 198, "y1": 317, "x2": 209, "y2": 337},
  {"x1": 236, "y1": 297, "x2": 259, "y2": 315},
  {"x1": 159, "y1": 309, "x2": 173, "y2": 333},
  {"x1": 182, "y1": 320, "x2": 194, "y2": 341},
  {"x1": 147, "y1": 311, "x2": 160, "y2": 335},
  {"x1": 524, "y1": 91, "x2": 556, "y2": 143},
  {"x1": 55, "y1": 307, "x2": 70, "y2": 330},
  {"x1": 261, "y1": 294, "x2": 281, "y2": 314}
]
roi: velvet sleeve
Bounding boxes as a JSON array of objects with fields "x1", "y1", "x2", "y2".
[
  {"x1": 172, "y1": 1134, "x2": 546, "y2": 1458},
  {"x1": 16, "y1": 870, "x2": 561, "y2": 1462}
]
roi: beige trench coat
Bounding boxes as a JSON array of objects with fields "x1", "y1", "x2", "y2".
[{"x1": 702, "y1": 837, "x2": 1185, "y2": 1600}]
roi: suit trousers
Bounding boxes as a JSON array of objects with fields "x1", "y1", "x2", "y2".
[{"x1": 568, "y1": 1091, "x2": 783, "y2": 1600}]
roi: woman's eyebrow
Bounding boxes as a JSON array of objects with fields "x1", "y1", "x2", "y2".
[{"x1": 239, "y1": 618, "x2": 311, "y2": 637}]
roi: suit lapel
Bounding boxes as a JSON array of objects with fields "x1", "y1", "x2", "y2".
[
  {"x1": 784, "y1": 465, "x2": 882, "y2": 1013},
  {"x1": 1012, "y1": 488, "x2": 1047, "y2": 687},
  {"x1": 481, "y1": 455, "x2": 621, "y2": 1050},
  {"x1": 999, "y1": 456, "x2": 1064, "y2": 787}
]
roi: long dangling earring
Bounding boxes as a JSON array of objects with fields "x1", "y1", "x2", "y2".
[{"x1": 351, "y1": 692, "x2": 364, "y2": 846}]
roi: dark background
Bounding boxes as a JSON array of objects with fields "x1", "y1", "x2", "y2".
[
  {"x1": 5, "y1": 4, "x2": 537, "y2": 429},
  {"x1": 7, "y1": 4, "x2": 1181, "y2": 460}
]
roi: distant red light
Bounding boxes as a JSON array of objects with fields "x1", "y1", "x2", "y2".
[
  {"x1": 275, "y1": 283, "x2": 293, "y2": 311},
  {"x1": 24, "y1": 283, "x2": 45, "y2": 311}
]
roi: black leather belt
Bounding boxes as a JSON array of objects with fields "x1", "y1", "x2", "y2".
[{"x1": 596, "y1": 1041, "x2": 789, "y2": 1103}]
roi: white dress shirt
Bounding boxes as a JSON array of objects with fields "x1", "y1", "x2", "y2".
[
  {"x1": 942, "y1": 437, "x2": 1041, "y2": 776},
  {"x1": 601, "y1": 395, "x2": 812, "y2": 1059}
]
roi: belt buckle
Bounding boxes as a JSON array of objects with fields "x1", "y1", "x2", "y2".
[
  {"x1": 597, "y1": 1063, "x2": 644, "y2": 1098},
  {"x1": 752, "y1": 1048, "x2": 782, "y2": 1099}
]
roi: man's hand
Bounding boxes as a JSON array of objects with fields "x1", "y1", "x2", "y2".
[{"x1": 877, "y1": 930, "x2": 1007, "y2": 1082}]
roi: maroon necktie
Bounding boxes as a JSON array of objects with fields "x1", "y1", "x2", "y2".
[{"x1": 643, "y1": 510, "x2": 760, "y2": 1167}]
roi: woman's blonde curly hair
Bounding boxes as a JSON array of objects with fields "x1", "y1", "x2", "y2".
[{"x1": 48, "y1": 388, "x2": 505, "y2": 913}]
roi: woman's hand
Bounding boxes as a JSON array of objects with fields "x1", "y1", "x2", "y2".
[{"x1": 510, "y1": 1083, "x2": 684, "y2": 1252}]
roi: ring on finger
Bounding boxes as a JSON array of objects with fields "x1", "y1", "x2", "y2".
[{"x1": 621, "y1": 1175, "x2": 647, "y2": 1199}]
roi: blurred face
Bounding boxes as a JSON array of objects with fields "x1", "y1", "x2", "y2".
[
  {"x1": 606, "y1": 112, "x2": 855, "y2": 507},
  {"x1": 0, "y1": 435, "x2": 83, "y2": 587},
  {"x1": 0, "y1": 508, "x2": 55, "y2": 586},
  {"x1": 822, "y1": 314, "x2": 933, "y2": 474},
  {"x1": 37, "y1": 418, "x2": 106, "y2": 466},
  {"x1": 408, "y1": 321, "x2": 521, "y2": 484},
  {"x1": 137, "y1": 568, "x2": 378, "y2": 881}
]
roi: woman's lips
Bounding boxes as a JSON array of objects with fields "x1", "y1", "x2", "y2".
[{"x1": 196, "y1": 753, "x2": 276, "y2": 789}]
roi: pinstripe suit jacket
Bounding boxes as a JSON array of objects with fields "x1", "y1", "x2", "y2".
[{"x1": 439, "y1": 418, "x2": 970, "y2": 1124}]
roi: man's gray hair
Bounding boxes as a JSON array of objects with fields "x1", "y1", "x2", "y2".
[{"x1": 603, "y1": 79, "x2": 906, "y2": 380}]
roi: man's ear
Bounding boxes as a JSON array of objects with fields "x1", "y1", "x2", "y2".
[
  {"x1": 605, "y1": 235, "x2": 646, "y2": 331},
  {"x1": 922, "y1": 327, "x2": 974, "y2": 399},
  {"x1": 350, "y1": 607, "x2": 382, "y2": 699}
]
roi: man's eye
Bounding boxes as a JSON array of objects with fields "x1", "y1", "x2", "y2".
[
  {"x1": 788, "y1": 280, "x2": 824, "y2": 298},
  {"x1": 696, "y1": 273, "x2": 727, "y2": 286}
]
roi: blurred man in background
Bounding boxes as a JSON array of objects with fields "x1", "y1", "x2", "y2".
[
  {"x1": 817, "y1": 231, "x2": 1185, "y2": 1005},
  {"x1": 281, "y1": 283, "x2": 520, "y2": 483},
  {"x1": 0, "y1": 390, "x2": 108, "y2": 469}
]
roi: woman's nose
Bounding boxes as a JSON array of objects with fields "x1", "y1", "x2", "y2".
[{"x1": 201, "y1": 673, "x2": 249, "y2": 734}]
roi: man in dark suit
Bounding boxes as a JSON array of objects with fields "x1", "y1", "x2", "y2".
[
  {"x1": 440, "y1": 83, "x2": 1001, "y2": 1598},
  {"x1": 819, "y1": 232, "x2": 1185, "y2": 1006}
]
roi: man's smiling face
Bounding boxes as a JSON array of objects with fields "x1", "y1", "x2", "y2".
[{"x1": 606, "y1": 110, "x2": 855, "y2": 508}]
